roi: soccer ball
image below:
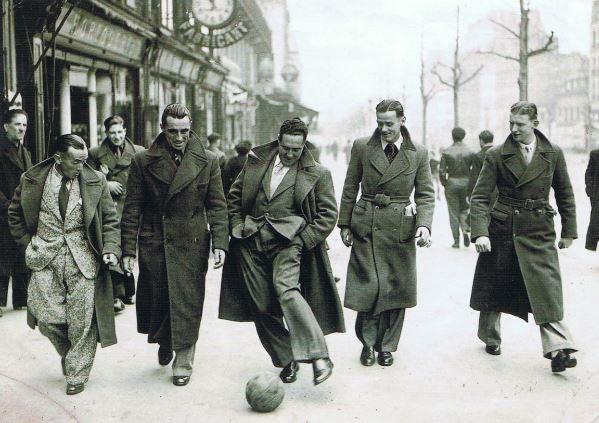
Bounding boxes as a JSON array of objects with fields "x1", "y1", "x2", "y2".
[{"x1": 245, "y1": 372, "x2": 285, "y2": 412}]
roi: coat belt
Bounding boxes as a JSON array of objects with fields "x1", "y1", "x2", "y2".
[
  {"x1": 361, "y1": 193, "x2": 410, "y2": 207},
  {"x1": 497, "y1": 195, "x2": 548, "y2": 210}
]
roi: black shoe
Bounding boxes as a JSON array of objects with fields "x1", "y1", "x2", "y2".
[
  {"x1": 463, "y1": 234, "x2": 471, "y2": 247},
  {"x1": 158, "y1": 346, "x2": 173, "y2": 366},
  {"x1": 173, "y1": 376, "x2": 191, "y2": 386},
  {"x1": 279, "y1": 361, "x2": 299, "y2": 383},
  {"x1": 312, "y1": 358, "x2": 333, "y2": 385},
  {"x1": 122, "y1": 296, "x2": 135, "y2": 305},
  {"x1": 485, "y1": 345, "x2": 501, "y2": 355},
  {"x1": 378, "y1": 352, "x2": 394, "y2": 366},
  {"x1": 113, "y1": 298, "x2": 125, "y2": 313},
  {"x1": 451, "y1": 243, "x2": 460, "y2": 249},
  {"x1": 360, "y1": 346, "x2": 375, "y2": 366},
  {"x1": 334, "y1": 276, "x2": 341, "y2": 283},
  {"x1": 551, "y1": 351, "x2": 577, "y2": 373},
  {"x1": 66, "y1": 383, "x2": 84, "y2": 395}
]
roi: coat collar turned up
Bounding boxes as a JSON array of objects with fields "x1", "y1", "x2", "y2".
[
  {"x1": 501, "y1": 128, "x2": 554, "y2": 188},
  {"x1": 367, "y1": 126, "x2": 416, "y2": 186}
]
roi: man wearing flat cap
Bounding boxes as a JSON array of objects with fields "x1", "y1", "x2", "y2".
[{"x1": 8, "y1": 134, "x2": 120, "y2": 395}]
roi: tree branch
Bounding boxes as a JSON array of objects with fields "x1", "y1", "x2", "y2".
[
  {"x1": 476, "y1": 49, "x2": 519, "y2": 61},
  {"x1": 528, "y1": 31, "x2": 555, "y2": 57},
  {"x1": 489, "y1": 18, "x2": 519, "y2": 38},
  {"x1": 431, "y1": 69, "x2": 454, "y2": 88},
  {"x1": 457, "y1": 65, "x2": 484, "y2": 87}
]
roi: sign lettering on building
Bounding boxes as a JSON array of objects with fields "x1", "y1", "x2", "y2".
[{"x1": 179, "y1": 0, "x2": 250, "y2": 49}]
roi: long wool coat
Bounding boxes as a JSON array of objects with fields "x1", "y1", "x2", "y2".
[
  {"x1": 218, "y1": 141, "x2": 345, "y2": 335},
  {"x1": 469, "y1": 130, "x2": 577, "y2": 324},
  {"x1": 338, "y1": 127, "x2": 435, "y2": 315},
  {"x1": 8, "y1": 160, "x2": 121, "y2": 347},
  {"x1": 121, "y1": 134, "x2": 229, "y2": 350},
  {"x1": 584, "y1": 148, "x2": 599, "y2": 250},
  {"x1": 0, "y1": 135, "x2": 32, "y2": 275}
]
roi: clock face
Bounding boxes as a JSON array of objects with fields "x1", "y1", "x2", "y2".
[{"x1": 193, "y1": 0, "x2": 236, "y2": 28}]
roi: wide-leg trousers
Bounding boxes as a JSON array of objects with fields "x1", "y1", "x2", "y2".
[{"x1": 355, "y1": 308, "x2": 405, "y2": 352}]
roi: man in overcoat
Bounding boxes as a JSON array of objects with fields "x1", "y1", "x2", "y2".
[
  {"x1": 219, "y1": 118, "x2": 344, "y2": 386},
  {"x1": 468, "y1": 130, "x2": 495, "y2": 198},
  {"x1": 584, "y1": 148, "x2": 599, "y2": 251},
  {"x1": 89, "y1": 115, "x2": 145, "y2": 310},
  {"x1": 470, "y1": 101, "x2": 578, "y2": 372},
  {"x1": 222, "y1": 140, "x2": 251, "y2": 194},
  {"x1": 339, "y1": 100, "x2": 435, "y2": 367},
  {"x1": 0, "y1": 109, "x2": 32, "y2": 316},
  {"x1": 121, "y1": 104, "x2": 229, "y2": 387},
  {"x1": 440, "y1": 127, "x2": 474, "y2": 248},
  {"x1": 8, "y1": 134, "x2": 120, "y2": 394}
]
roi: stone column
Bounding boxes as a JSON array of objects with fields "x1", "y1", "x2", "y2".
[
  {"x1": 88, "y1": 68, "x2": 98, "y2": 147},
  {"x1": 59, "y1": 66, "x2": 71, "y2": 135}
]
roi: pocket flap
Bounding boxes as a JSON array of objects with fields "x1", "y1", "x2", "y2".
[{"x1": 490, "y1": 209, "x2": 508, "y2": 221}]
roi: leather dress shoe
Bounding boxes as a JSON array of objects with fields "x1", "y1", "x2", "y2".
[
  {"x1": 485, "y1": 345, "x2": 501, "y2": 355},
  {"x1": 158, "y1": 346, "x2": 173, "y2": 366},
  {"x1": 463, "y1": 234, "x2": 471, "y2": 247},
  {"x1": 113, "y1": 298, "x2": 125, "y2": 313},
  {"x1": 378, "y1": 352, "x2": 394, "y2": 366},
  {"x1": 360, "y1": 346, "x2": 375, "y2": 366},
  {"x1": 66, "y1": 383, "x2": 85, "y2": 395},
  {"x1": 312, "y1": 358, "x2": 333, "y2": 385},
  {"x1": 451, "y1": 243, "x2": 460, "y2": 249},
  {"x1": 551, "y1": 350, "x2": 577, "y2": 373},
  {"x1": 279, "y1": 361, "x2": 299, "y2": 383},
  {"x1": 122, "y1": 296, "x2": 135, "y2": 305},
  {"x1": 173, "y1": 376, "x2": 191, "y2": 386}
]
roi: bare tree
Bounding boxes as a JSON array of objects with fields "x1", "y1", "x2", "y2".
[
  {"x1": 420, "y1": 40, "x2": 437, "y2": 147},
  {"x1": 477, "y1": 0, "x2": 555, "y2": 100},
  {"x1": 432, "y1": 7, "x2": 483, "y2": 127}
]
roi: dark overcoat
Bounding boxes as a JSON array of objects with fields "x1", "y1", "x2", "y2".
[
  {"x1": 469, "y1": 130, "x2": 577, "y2": 324},
  {"x1": 584, "y1": 149, "x2": 599, "y2": 250},
  {"x1": 0, "y1": 135, "x2": 32, "y2": 275},
  {"x1": 219, "y1": 140, "x2": 345, "y2": 335},
  {"x1": 7, "y1": 160, "x2": 121, "y2": 347},
  {"x1": 121, "y1": 133, "x2": 229, "y2": 350},
  {"x1": 338, "y1": 127, "x2": 435, "y2": 314}
]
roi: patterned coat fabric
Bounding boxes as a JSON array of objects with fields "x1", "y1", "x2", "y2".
[
  {"x1": 469, "y1": 130, "x2": 577, "y2": 324},
  {"x1": 0, "y1": 134, "x2": 32, "y2": 275},
  {"x1": 121, "y1": 133, "x2": 229, "y2": 350},
  {"x1": 338, "y1": 127, "x2": 435, "y2": 314},
  {"x1": 8, "y1": 159, "x2": 121, "y2": 347}
]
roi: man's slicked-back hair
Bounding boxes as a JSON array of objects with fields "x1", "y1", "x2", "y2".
[
  {"x1": 103, "y1": 115, "x2": 125, "y2": 131},
  {"x1": 375, "y1": 99, "x2": 404, "y2": 118},
  {"x1": 452, "y1": 127, "x2": 466, "y2": 142},
  {"x1": 161, "y1": 103, "x2": 191, "y2": 126},
  {"x1": 510, "y1": 101, "x2": 538, "y2": 121},
  {"x1": 54, "y1": 134, "x2": 86, "y2": 153},
  {"x1": 479, "y1": 130, "x2": 494, "y2": 144},
  {"x1": 3, "y1": 108, "x2": 28, "y2": 125},
  {"x1": 278, "y1": 117, "x2": 308, "y2": 142}
]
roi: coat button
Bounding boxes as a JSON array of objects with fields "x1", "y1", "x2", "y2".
[
  {"x1": 514, "y1": 209, "x2": 520, "y2": 214},
  {"x1": 375, "y1": 206, "x2": 379, "y2": 209}
]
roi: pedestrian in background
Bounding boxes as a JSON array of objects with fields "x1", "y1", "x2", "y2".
[
  {"x1": 584, "y1": 147, "x2": 599, "y2": 251},
  {"x1": 222, "y1": 140, "x2": 251, "y2": 195},
  {"x1": 89, "y1": 115, "x2": 145, "y2": 312},
  {"x1": 0, "y1": 108, "x2": 32, "y2": 317},
  {"x1": 470, "y1": 101, "x2": 578, "y2": 373},
  {"x1": 339, "y1": 99, "x2": 434, "y2": 368},
  {"x1": 440, "y1": 127, "x2": 474, "y2": 248}
]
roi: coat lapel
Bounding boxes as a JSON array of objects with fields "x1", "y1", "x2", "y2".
[
  {"x1": 1, "y1": 140, "x2": 25, "y2": 171},
  {"x1": 270, "y1": 165, "x2": 297, "y2": 200},
  {"x1": 79, "y1": 166, "x2": 102, "y2": 229},
  {"x1": 501, "y1": 137, "x2": 526, "y2": 184},
  {"x1": 242, "y1": 143, "x2": 278, "y2": 210},
  {"x1": 378, "y1": 127, "x2": 416, "y2": 186},
  {"x1": 166, "y1": 137, "x2": 208, "y2": 202},
  {"x1": 145, "y1": 135, "x2": 177, "y2": 186},
  {"x1": 295, "y1": 150, "x2": 319, "y2": 205},
  {"x1": 367, "y1": 132, "x2": 389, "y2": 176},
  {"x1": 516, "y1": 132, "x2": 553, "y2": 188},
  {"x1": 96, "y1": 139, "x2": 119, "y2": 170},
  {"x1": 20, "y1": 159, "x2": 54, "y2": 231}
]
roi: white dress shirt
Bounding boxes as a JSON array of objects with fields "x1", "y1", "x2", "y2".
[
  {"x1": 49, "y1": 163, "x2": 73, "y2": 195},
  {"x1": 518, "y1": 137, "x2": 537, "y2": 165},
  {"x1": 381, "y1": 133, "x2": 404, "y2": 152},
  {"x1": 269, "y1": 155, "x2": 290, "y2": 198}
]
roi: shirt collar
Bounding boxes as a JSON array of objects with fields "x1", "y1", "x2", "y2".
[
  {"x1": 274, "y1": 154, "x2": 286, "y2": 169},
  {"x1": 518, "y1": 136, "x2": 537, "y2": 152},
  {"x1": 381, "y1": 133, "x2": 403, "y2": 151}
]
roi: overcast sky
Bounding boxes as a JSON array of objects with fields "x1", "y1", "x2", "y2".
[{"x1": 287, "y1": 0, "x2": 592, "y2": 127}]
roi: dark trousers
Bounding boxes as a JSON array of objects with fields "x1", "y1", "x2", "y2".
[
  {"x1": 0, "y1": 272, "x2": 29, "y2": 307},
  {"x1": 238, "y1": 226, "x2": 328, "y2": 367},
  {"x1": 444, "y1": 178, "x2": 470, "y2": 243},
  {"x1": 355, "y1": 308, "x2": 405, "y2": 352},
  {"x1": 111, "y1": 270, "x2": 135, "y2": 300}
]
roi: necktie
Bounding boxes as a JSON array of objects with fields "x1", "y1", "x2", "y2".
[
  {"x1": 59, "y1": 176, "x2": 70, "y2": 220},
  {"x1": 524, "y1": 146, "x2": 532, "y2": 164},
  {"x1": 384, "y1": 143, "x2": 398, "y2": 163},
  {"x1": 270, "y1": 162, "x2": 286, "y2": 198},
  {"x1": 172, "y1": 150, "x2": 182, "y2": 167}
]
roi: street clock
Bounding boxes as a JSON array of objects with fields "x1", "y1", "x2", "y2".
[{"x1": 192, "y1": 0, "x2": 236, "y2": 29}]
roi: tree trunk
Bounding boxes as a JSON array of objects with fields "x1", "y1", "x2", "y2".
[
  {"x1": 422, "y1": 99, "x2": 428, "y2": 147},
  {"x1": 518, "y1": 0, "x2": 529, "y2": 100},
  {"x1": 453, "y1": 6, "x2": 460, "y2": 126},
  {"x1": 453, "y1": 86, "x2": 459, "y2": 127}
]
